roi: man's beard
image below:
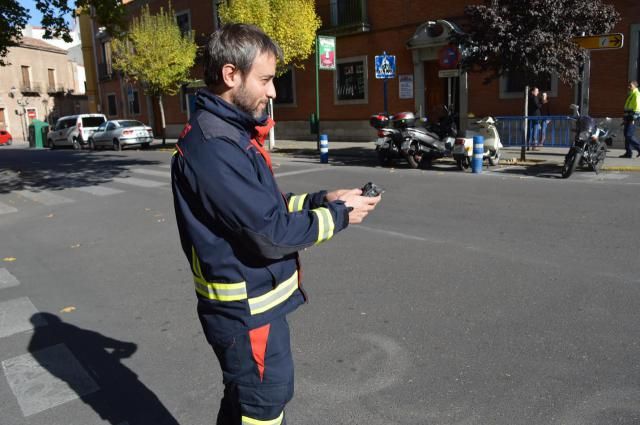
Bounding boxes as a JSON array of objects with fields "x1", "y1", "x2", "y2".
[{"x1": 232, "y1": 83, "x2": 267, "y2": 120}]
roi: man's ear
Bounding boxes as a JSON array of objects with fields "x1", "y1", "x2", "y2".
[{"x1": 221, "y1": 64, "x2": 240, "y2": 88}]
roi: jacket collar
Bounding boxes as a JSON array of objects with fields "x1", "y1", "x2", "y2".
[{"x1": 196, "y1": 88, "x2": 268, "y2": 133}]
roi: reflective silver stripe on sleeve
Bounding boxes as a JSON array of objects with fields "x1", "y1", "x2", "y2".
[
  {"x1": 248, "y1": 271, "x2": 298, "y2": 315},
  {"x1": 312, "y1": 207, "x2": 334, "y2": 244}
]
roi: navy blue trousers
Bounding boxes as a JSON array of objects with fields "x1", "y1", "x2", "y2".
[
  {"x1": 202, "y1": 315, "x2": 294, "y2": 425},
  {"x1": 624, "y1": 119, "x2": 640, "y2": 156}
]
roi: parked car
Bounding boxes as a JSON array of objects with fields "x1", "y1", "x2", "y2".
[
  {"x1": 0, "y1": 130, "x2": 13, "y2": 146},
  {"x1": 88, "y1": 120, "x2": 154, "y2": 151},
  {"x1": 47, "y1": 114, "x2": 107, "y2": 149}
]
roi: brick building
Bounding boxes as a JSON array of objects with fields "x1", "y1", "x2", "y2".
[{"x1": 89, "y1": 0, "x2": 640, "y2": 141}]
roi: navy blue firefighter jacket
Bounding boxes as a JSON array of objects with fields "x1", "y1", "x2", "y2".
[{"x1": 171, "y1": 89, "x2": 349, "y2": 343}]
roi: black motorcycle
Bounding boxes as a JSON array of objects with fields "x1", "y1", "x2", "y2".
[{"x1": 561, "y1": 114, "x2": 612, "y2": 178}]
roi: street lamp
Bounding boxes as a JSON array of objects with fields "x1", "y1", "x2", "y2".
[{"x1": 9, "y1": 87, "x2": 29, "y2": 142}]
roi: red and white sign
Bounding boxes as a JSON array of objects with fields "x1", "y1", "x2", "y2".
[{"x1": 27, "y1": 109, "x2": 37, "y2": 119}]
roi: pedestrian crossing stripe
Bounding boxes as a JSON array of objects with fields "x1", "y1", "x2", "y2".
[
  {"x1": 0, "y1": 268, "x2": 20, "y2": 289},
  {"x1": 112, "y1": 177, "x2": 167, "y2": 188},
  {"x1": 73, "y1": 186, "x2": 124, "y2": 196},
  {"x1": 0, "y1": 297, "x2": 47, "y2": 338},
  {"x1": 131, "y1": 168, "x2": 171, "y2": 178},
  {"x1": 0, "y1": 201, "x2": 18, "y2": 215},
  {"x1": 15, "y1": 190, "x2": 74, "y2": 206}
]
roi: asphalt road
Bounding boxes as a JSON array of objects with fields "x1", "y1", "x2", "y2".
[{"x1": 1, "y1": 146, "x2": 639, "y2": 425}]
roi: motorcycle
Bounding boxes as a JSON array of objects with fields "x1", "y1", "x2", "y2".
[
  {"x1": 370, "y1": 107, "x2": 458, "y2": 169},
  {"x1": 369, "y1": 113, "x2": 405, "y2": 166},
  {"x1": 561, "y1": 105, "x2": 613, "y2": 178},
  {"x1": 452, "y1": 116, "x2": 503, "y2": 170},
  {"x1": 401, "y1": 108, "x2": 458, "y2": 169}
]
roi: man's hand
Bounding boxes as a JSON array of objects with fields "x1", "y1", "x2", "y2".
[{"x1": 326, "y1": 188, "x2": 381, "y2": 224}]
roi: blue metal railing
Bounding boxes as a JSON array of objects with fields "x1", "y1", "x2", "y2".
[{"x1": 494, "y1": 115, "x2": 577, "y2": 147}]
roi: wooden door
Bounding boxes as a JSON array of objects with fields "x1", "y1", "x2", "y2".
[{"x1": 424, "y1": 61, "x2": 446, "y2": 120}]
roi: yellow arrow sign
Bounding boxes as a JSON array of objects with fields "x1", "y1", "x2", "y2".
[{"x1": 573, "y1": 33, "x2": 624, "y2": 50}]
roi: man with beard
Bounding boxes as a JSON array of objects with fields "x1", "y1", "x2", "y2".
[{"x1": 171, "y1": 24, "x2": 381, "y2": 425}]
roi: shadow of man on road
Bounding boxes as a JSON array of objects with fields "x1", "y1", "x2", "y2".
[{"x1": 27, "y1": 312, "x2": 179, "y2": 425}]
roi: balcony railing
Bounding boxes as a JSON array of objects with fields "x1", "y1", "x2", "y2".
[
  {"x1": 20, "y1": 82, "x2": 42, "y2": 94},
  {"x1": 98, "y1": 62, "x2": 114, "y2": 81},
  {"x1": 47, "y1": 85, "x2": 66, "y2": 94},
  {"x1": 318, "y1": 0, "x2": 370, "y2": 36}
]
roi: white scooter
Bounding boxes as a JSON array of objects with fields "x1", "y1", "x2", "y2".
[{"x1": 452, "y1": 117, "x2": 503, "y2": 170}]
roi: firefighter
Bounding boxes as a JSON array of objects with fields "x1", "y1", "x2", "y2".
[{"x1": 170, "y1": 24, "x2": 381, "y2": 425}]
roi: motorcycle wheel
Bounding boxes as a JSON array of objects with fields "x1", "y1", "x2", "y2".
[
  {"x1": 405, "y1": 142, "x2": 422, "y2": 169},
  {"x1": 456, "y1": 157, "x2": 470, "y2": 171},
  {"x1": 488, "y1": 150, "x2": 500, "y2": 166},
  {"x1": 561, "y1": 148, "x2": 582, "y2": 179},
  {"x1": 592, "y1": 144, "x2": 607, "y2": 174},
  {"x1": 377, "y1": 149, "x2": 392, "y2": 167}
]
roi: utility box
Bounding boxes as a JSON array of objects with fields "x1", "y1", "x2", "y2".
[{"x1": 28, "y1": 119, "x2": 49, "y2": 149}]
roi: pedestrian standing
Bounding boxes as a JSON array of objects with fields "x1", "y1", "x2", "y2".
[
  {"x1": 527, "y1": 86, "x2": 542, "y2": 150},
  {"x1": 619, "y1": 80, "x2": 640, "y2": 158},
  {"x1": 170, "y1": 24, "x2": 381, "y2": 425}
]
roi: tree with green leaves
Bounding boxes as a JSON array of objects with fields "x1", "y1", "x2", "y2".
[
  {"x1": 111, "y1": 4, "x2": 197, "y2": 144},
  {"x1": 218, "y1": 0, "x2": 321, "y2": 72},
  {"x1": 0, "y1": 1, "x2": 29, "y2": 66},
  {"x1": 0, "y1": 0, "x2": 125, "y2": 66}
]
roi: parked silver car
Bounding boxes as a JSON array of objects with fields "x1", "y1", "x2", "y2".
[
  {"x1": 47, "y1": 114, "x2": 107, "y2": 149},
  {"x1": 88, "y1": 120, "x2": 154, "y2": 151}
]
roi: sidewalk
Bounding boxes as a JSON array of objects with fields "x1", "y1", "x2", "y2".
[{"x1": 266, "y1": 139, "x2": 640, "y2": 172}]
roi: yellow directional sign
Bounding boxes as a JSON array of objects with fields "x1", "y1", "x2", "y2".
[{"x1": 573, "y1": 33, "x2": 624, "y2": 50}]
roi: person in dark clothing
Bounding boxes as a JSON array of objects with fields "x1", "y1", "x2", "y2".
[
  {"x1": 170, "y1": 24, "x2": 381, "y2": 425},
  {"x1": 527, "y1": 87, "x2": 543, "y2": 150}
]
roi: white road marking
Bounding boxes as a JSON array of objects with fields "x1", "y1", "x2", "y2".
[
  {"x1": 0, "y1": 268, "x2": 20, "y2": 289},
  {"x1": 15, "y1": 190, "x2": 74, "y2": 206},
  {"x1": 275, "y1": 167, "x2": 331, "y2": 178},
  {"x1": 73, "y1": 186, "x2": 124, "y2": 196},
  {"x1": 0, "y1": 201, "x2": 18, "y2": 215},
  {"x1": 131, "y1": 168, "x2": 171, "y2": 178},
  {"x1": 112, "y1": 177, "x2": 166, "y2": 188},
  {"x1": 2, "y1": 344, "x2": 99, "y2": 417},
  {"x1": 0, "y1": 297, "x2": 47, "y2": 338}
]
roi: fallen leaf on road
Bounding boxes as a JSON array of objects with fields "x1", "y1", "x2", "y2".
[
  {"x1": 3, "y1": 257, "x2": 16, "y2": 262},
  {"x1": 144, "y1": 208, "x2": 151, "y2": 211},
  {"x1": 70, "y1": 243, "x2": 81, "y2": 248},
  {"x1": 46, "y1": 213, "x2": 54, "y2": 218},
  {"x1": 60, "y1": 306, "x2": 76, "y2": 313}
]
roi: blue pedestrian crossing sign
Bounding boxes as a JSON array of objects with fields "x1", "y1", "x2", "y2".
[{"x1": 375, "y1": 54, "x2": 396, "y2": 79}]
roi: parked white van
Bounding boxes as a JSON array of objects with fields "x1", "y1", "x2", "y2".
[{"x1": 47, "y1": 114, "x2": 107, "y2": 149}]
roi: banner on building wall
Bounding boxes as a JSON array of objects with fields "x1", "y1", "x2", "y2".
[{"x1": 399, "y1": 74, "x2": 413, "y2": 99}]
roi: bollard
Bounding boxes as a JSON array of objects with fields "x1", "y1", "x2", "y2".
[
  {"x1": 320, "y1": 134, "x2": 329, "y2": 164},
  {"x1": 472, "y1": 135, "x2": 484, "y2": 174}
]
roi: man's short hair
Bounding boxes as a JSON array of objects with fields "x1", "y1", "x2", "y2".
[
  {"x1": 631, "y1": 80, "x2": 639, "y2": 88},
  {"x1": 204, "y1": 23, "x2": 283, "y2": 87}
]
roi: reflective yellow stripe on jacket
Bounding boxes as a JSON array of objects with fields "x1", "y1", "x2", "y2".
[
  {"x1": 287, "y1": 194, "x2": 308, "y2": 212},
  {"x1": 248, "y1": 271, "x2": 298, "y2": 315},
  {"x1": 192, "y1": 247, "x2": 298, "y2": 315},
  {"x1": 241, "y1": 412, "x2": 284, "y2": 425},
  {"x1": 312, "y1": 207, "x2": 334, "y2": 244},
  {"x1": 192, "y1": 247, "x2": 247, "y2": 301}
]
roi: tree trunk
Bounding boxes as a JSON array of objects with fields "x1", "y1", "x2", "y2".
[
  {"x1": 158, "y1": 94, "x2": 166, "y2": 145},
  {"x1": 521, "y1": 85, "x2": 529, "y2": 161}
]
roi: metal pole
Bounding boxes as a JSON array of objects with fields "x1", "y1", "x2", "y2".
[
  {"x1": 383, "y1": 78, "x2": 388, "y2": 115},
  {"x1": 315, "y1": 36, "x2": 321, "y2": 149}
]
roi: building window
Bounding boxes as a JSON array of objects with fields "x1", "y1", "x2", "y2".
[
  {"x1": 499, "y1": 71, "x2": 558, "y2": 99},
  {"x1": 175, "y1": 10, "x2": 191, "y2": 36},
  {"x1": 47, "y1": 69, "x2": 55, "y2": 90},
  {"x1": 128, "y1": 90, "x2": 140, "y2": 115},
  {"x1": 102, "y1": 41, "x2": 112, "y2": 73},
  {"x1": 21, "y1": 66, "x2": 30, "y2": 88},
  {"x1": 334, "y1": 55, "x2": 368, "y2": 104},
  {"x1": 630, "y1": 24, "x2": 640, "y2": 83},
  {"x1": 274, "y1": 67, "x2": 296, "y2": 106},
  {"x1": 107, "y1": 93, "x2": 117, "y2": 116}
]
